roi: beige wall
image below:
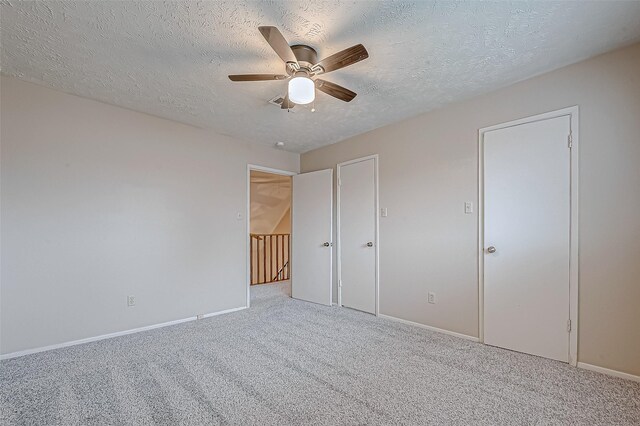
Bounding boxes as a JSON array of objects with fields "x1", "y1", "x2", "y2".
[
  {"x1": 249, "y1": 171, "x2": 291, "y2": 235},
  {"x1": 301, "y1": 43, "x2": 640, "y2": 376},
  {"x1": 272, "y1": 208, "x2": 291, "y2": 235},
  {"x1": 0, "y1": 76, "x2": 299, "y2": 355}
]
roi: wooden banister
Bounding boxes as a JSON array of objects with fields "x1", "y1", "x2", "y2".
[{"x1": 250, "y1": 233, "x2": 290, "y2": 285}]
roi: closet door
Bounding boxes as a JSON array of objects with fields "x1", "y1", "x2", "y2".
[
  {"x1": 483, "y1": 115, "x2": 571, "y2": 362},
  {"x1": 338, "y1": 156, "x2": 377, "y2": 314},
  {"x1": 291, "y1": 169, "x2": 333, "y2": 306}
]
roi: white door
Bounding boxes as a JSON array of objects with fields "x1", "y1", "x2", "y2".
[
  {"x1": 291, "y1": 169, "x2": 333, "y2": 306},
  {"x1": 339, "y1": 157, "x2": 377, "y2": 314},
  {"x1": 483, "y1": 115, "x2": 571, "y2": 362}
]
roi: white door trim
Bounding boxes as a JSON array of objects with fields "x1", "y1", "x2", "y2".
[
  {"x1": 478, "y1": 106, "x2": 579, "y2": 366},
  {"x1": 246, "y1": 164, "x2": 297, "y2": 308},
  {"x1": 336, "y1": 154, "x2": 380, "y2": 315}
]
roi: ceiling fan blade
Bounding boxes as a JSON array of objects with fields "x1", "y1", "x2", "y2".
[
  {"x1": 258, "y1": 26, "x2": 298, "y2": 64},
  {"x1": 228, "y1": 74, "x2": 288, "y2": 82},
  {"x1": 281, "y1": 93, "x2": 295, "y2": 109},
  {"x1": 314, "y1": 44, "x2": 369, "y2": 74},
  {"x1": 315, "y1": 79, "x2": 357, "y2": 102}
]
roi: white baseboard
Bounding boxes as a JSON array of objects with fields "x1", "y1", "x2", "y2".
[
  {"x1": 201, "y1": 306, "x2": 246, "y2": 319},
  {"x1": 379, "y1": 314, "x2": 480, "y2": 342},
  {"x1": 380, "y1": 315, "x2": 639, "y2": 382},
  {"x1": 0, "y1": 306, "x2": 247, "y2": 361},
  {"x1": 577, "y1": 362, "x2": 640, "y2": 383}
]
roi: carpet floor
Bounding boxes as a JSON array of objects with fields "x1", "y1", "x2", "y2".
[{"x1": 1, "y1": 281, "x2": 639, "y2": 425}]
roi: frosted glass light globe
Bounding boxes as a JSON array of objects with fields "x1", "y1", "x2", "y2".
[{"x1": 288, "y1": 76, "x2": 315, "y2": 105}]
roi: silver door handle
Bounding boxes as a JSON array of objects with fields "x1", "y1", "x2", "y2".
[
  {"x1": 366, "y1": 242, "x2": 374, "y2": 247},
  {"x1": 487, "y1": 246, "x2": 496, "y2": 253},
  {"x1": 323, "y1": 242, "x2": 330, "y2": 247}
]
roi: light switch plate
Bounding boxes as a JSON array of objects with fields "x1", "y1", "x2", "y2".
[
  {"x1": 380, "y1": 207, "x2": 388, "y2": 217},
  {"x1": 464, "y1": 202, "x2": 473, "y2": 214}
]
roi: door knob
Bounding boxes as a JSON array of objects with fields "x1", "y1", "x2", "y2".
[
  {"x1": 487, "y1": 246, "x2": 496, "y2": 253},
  {"x1": 323, "y1": 242, "x2": 331, "y2": 247},
  {"x1": 366, "y1": 242, "x2": 374, "y2": 247}
]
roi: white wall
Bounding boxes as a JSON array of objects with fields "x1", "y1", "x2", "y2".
[
  {"x1": 301, "y1": 43, "x2": 640, "y2": 376},
  {"x1": 0, "y1": 76, "x2": 299, "y2": 356}
]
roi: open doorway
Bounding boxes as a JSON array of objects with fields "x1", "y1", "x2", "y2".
[{"x1": 248, "y1": 167, "x2": 293, "y2": 302}]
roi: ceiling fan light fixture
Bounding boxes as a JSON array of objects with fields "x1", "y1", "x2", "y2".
[
  {"x1": 288, "y1": 76, "x2": 315, "y2": 105},
  {"x1": 229, "y1": 27, "x2": 368, "y2": 108}
]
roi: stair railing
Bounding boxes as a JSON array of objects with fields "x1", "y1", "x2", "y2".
[{"x1": 250, "y1": 233, "x2": 290, "y2": 285}]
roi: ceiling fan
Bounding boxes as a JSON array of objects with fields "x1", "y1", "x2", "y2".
[{"x1": 229, "y1": 26, "x2": 369, "y2": 110}]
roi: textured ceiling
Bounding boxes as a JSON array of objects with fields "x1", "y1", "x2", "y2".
[{"x1": 2, "y1": 1, "x2": 640, "y2": 153}]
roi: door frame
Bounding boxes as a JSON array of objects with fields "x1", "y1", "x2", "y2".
[
  {"x1": 246, "y1": 164, "x2": 297, "y2": 308},
  {"x1": 477, "y1": 106, "x2": 579, "y2": 366},
  {"x1": 336, "y1": 154, "x2": 380, "y2": 315}
]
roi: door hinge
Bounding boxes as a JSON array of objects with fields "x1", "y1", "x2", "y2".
[
  {"x1": 568, "y1": 133, "x2": 573, "y2": 149},
  {"x1": 567, "y1": 319, "x2": 572, "y2": 332}
]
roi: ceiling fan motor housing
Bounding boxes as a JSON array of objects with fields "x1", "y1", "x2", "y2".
[{"x1": 290, "y1": 45, "x2": 318, "y2": 69}]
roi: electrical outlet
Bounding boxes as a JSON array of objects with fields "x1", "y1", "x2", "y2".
[
  {"x1": 428, "y1": 292, "x2": 436, "y2": 304},
  {"x1": 127, "y1": 295, "x2": 136, "y2": 307},
  {"x1": 464, "y1": 202, "x2": 473, "y2": 214}
]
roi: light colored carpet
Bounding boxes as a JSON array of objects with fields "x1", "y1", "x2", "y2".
[{"x1": 1, "y1": 281, "x2": 639, "y2": 425}]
